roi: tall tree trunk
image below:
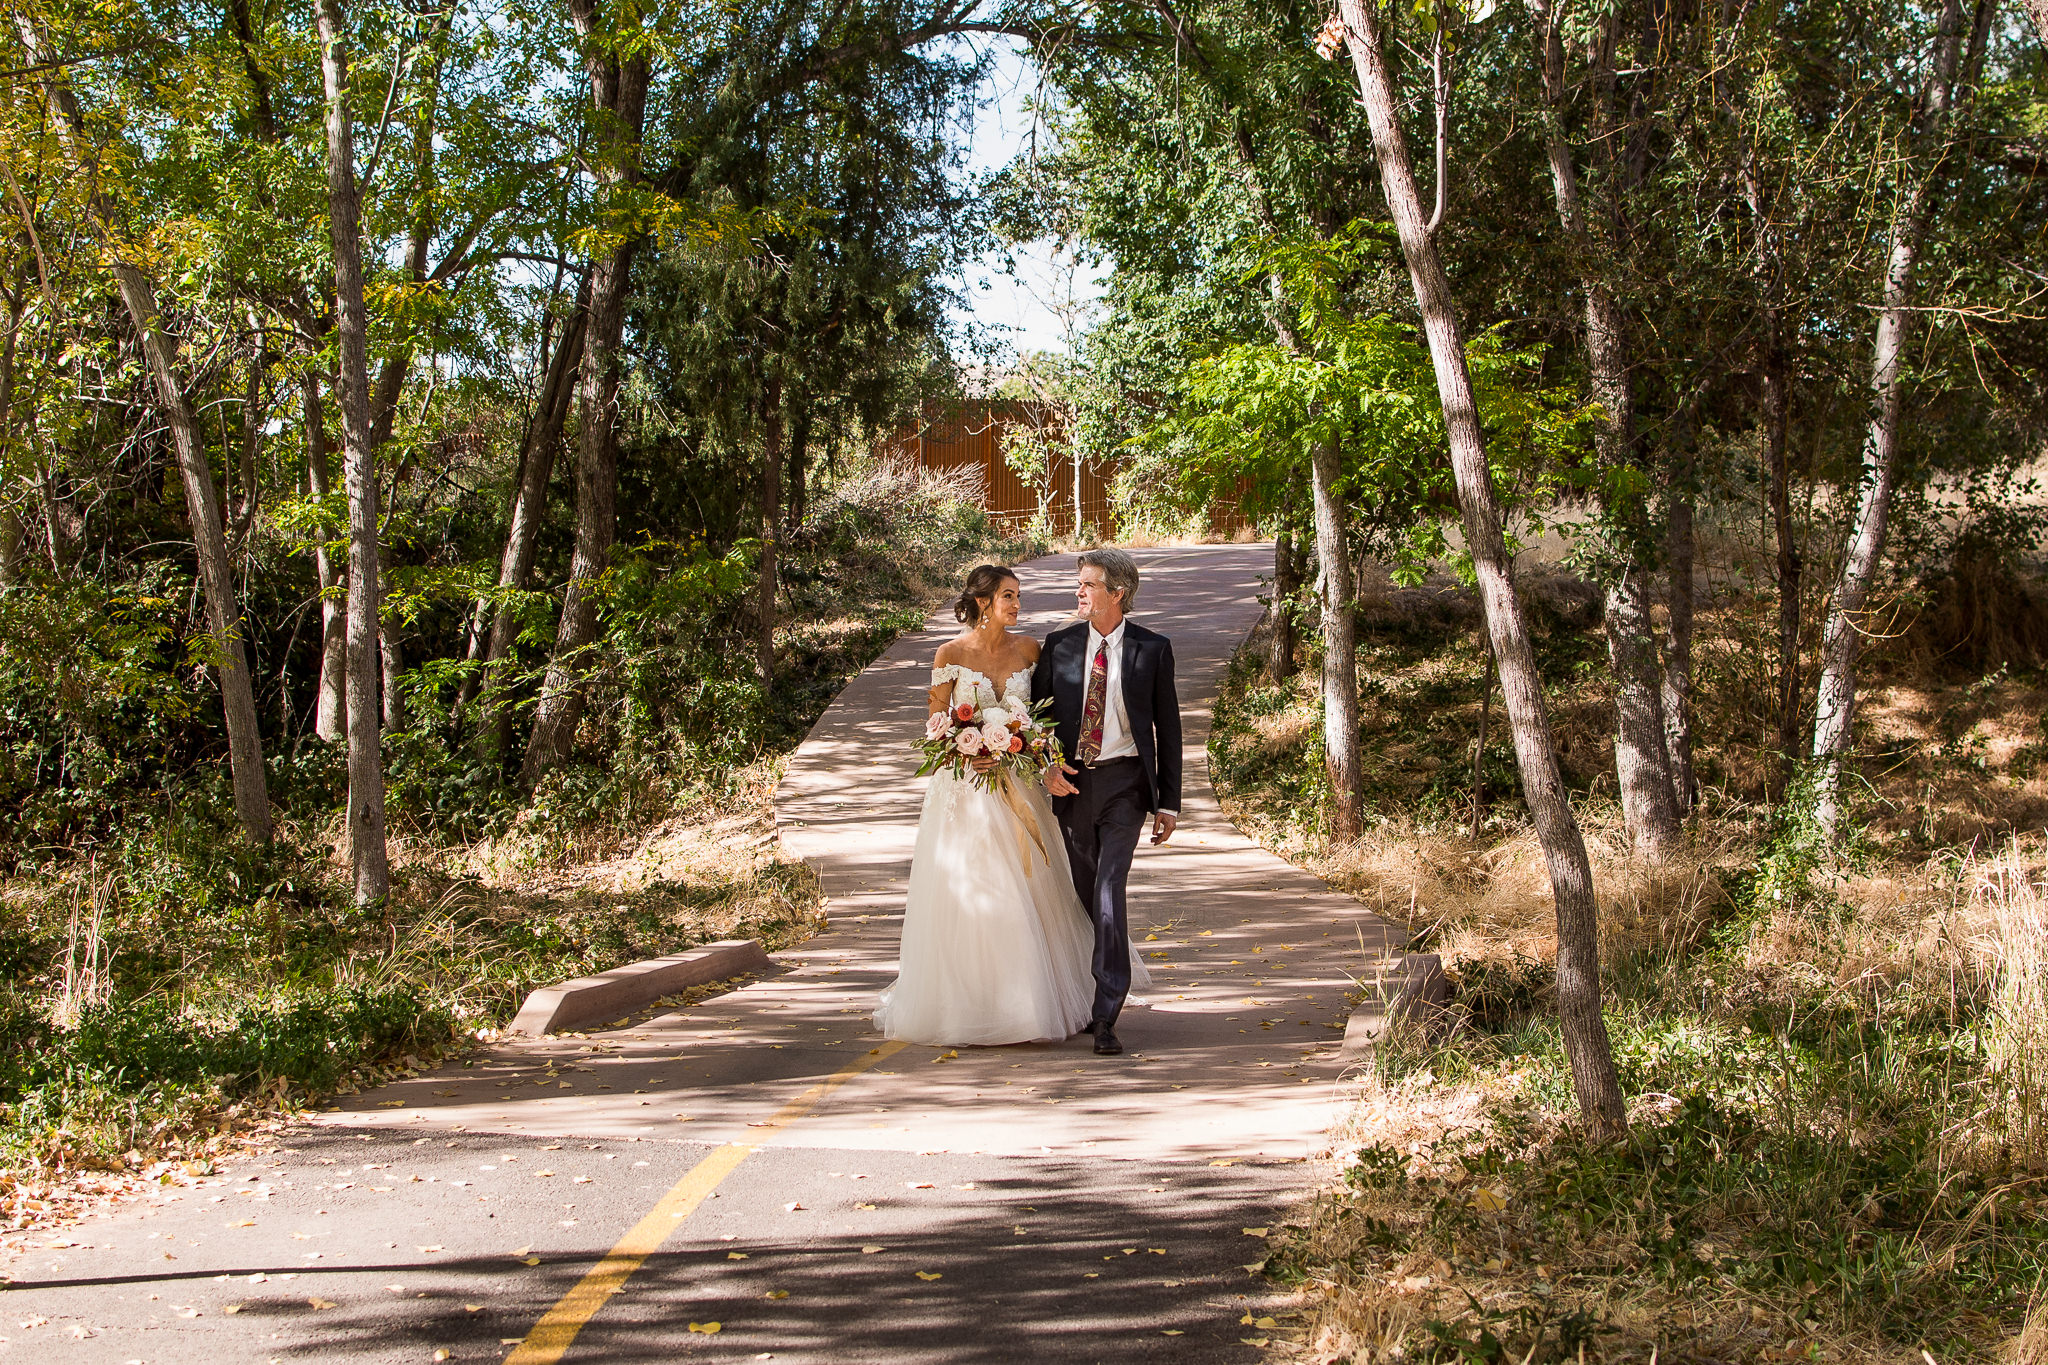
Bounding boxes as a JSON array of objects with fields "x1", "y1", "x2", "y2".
[
  {"x1": 1527, "y1": 0, "x2": 1680, "y2": 855},
  {"x1": 756, "y1": 376, "x2": 784, "y2": 690},
  {"x1": 1811, "y1": 0, "x2": 1990, "y2": 834},
  {"x1": 1267, "y1": 528, "x2": 1299, "y2": 682},
  {"x1": 1310, "y1": 439, "x2": 1362, "y2": 840},
  {"x1": 521, "y1": 1, "x2": 648, "y2": 784},
  {"x1": 521, "y1": 242, "x2": 631, "y2": 781},
  {"x1": 1337, "y1": 0, "x2": 1623, "y2": 1133},
  {"x1": 477, "y1": 298, "x2": 588, "y2": 761},
  {"x1": 317, "y1": 0, "x2": 389, "y2": 903},
  {"x1": 305, "y1": 372, "x2": 348, "y2": 743},
  {"x1": 1663, "y1": 429, "x2": 1696, "y2": 815},
  {"x1": 23, "y1": 16, "x2": 273, "y2": 842}
]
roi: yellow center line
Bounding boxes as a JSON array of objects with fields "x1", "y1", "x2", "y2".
[{"x1": 505, "y1": 1039, "x2": 909, "y2": 1365}]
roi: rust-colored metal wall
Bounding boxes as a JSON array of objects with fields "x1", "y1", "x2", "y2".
[{"x1": 882, "y1": 401, "x2": 1248, "y2": 534}]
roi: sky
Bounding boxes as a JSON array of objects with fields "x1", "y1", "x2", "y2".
[{"x1": 949, "y1": 42, "x2": 1106, "y2": 361}]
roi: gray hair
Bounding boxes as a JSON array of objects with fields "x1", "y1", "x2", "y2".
[{"x1": 1078, "y1": 547, "x2": 1141, "y2": 612}]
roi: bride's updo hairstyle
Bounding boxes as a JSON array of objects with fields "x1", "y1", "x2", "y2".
[{"x1": 955, "y1": 564, "x2": 1017, "y2": 626}]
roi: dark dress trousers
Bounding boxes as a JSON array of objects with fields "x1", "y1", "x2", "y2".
[{"x1": 1032, "y1": 619, "x2": 1182, "y2": 1028}]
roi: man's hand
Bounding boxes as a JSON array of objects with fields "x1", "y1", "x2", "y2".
[
  {"x1": 1045, "y1": 762, "x2": 1079, "y2": 798},
  {"x1": 1150, "y1": 811, "x2": 1177, "y2": 845}
]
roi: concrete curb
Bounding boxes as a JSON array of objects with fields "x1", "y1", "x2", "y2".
[
  {"x1": 506, "y1": 939, "x2": 772, "y2": 1037},
  {"x1": 1341, "y1": 952, "x2": 1451, "y2": 1056}
]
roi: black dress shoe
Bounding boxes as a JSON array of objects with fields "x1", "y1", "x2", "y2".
[{"x1": 1093, "y1": 1026, "x2": 1123, "y2": 1056}]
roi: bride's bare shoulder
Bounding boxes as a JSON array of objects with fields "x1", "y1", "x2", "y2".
[
  {"x1": 1019, "y1": 636, "x2": 1043, "y2": 663},
  {"x1": 932, "y1": 635, "x2": 974, "y2": 668}
]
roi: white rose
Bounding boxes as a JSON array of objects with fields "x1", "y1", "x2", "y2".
[{"x1": 981, "y1": 707, "x2": 1012, "y2": 730}]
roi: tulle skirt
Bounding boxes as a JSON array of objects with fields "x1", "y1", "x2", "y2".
[{"x1": 874, "y1": 770, "x2": 1148, "y2": 1046}]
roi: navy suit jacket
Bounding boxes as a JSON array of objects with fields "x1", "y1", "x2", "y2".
[{"x1": 1033, "y1": 618, "x2": 1182, "y2": 814}]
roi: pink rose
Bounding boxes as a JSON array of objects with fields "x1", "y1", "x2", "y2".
[
  {"x1": 925, "y1": 712, "x2": 952, "y2": 741},
  {"x1": 955, "y1": 728, "x2": 985, "y2": 755},
  {"x1": 978, "y1": 722, "x2": 1011, "y2": 753}
]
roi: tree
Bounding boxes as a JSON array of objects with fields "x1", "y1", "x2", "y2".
[
  {"x1": 1523, "y1": 0, "x2": 1682, "y2": 855},
  {"x1": 315, "y1": 0, "x2": 390, "y2": 904},
  {"x1": 1332, "y1": 0, "x2": 1624, "y2": 1132},
  {"x1": 1810, "y1": 0, "x2": 1993, "y2": 835},
  {"x1": 21, "y1": 15, "x2": 274, "y2": 844}
]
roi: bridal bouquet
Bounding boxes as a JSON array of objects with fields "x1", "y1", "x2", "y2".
[{"x1": 915, "y1": 695, "x2": 1065, "y2": 789}]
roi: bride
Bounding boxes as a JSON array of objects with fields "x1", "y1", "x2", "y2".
[{"x1": 875, "y1": 564, "x2": 1147, "y2": 1046}]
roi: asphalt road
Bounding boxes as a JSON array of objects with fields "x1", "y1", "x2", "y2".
[{"x1": 0, "y1": 545, "x2": 1402, "y2": 1362}]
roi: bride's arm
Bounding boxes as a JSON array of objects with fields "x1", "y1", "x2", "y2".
[{"x1": 928, "y1": 645, "x2": 959, "y2": 717}]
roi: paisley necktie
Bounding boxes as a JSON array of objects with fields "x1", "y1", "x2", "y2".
[{"x1": 1077, "y1": 640, "x2": 1108, "y2": 764}]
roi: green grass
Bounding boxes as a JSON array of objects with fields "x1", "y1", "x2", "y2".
[
  {"x1": 1215, "y1": 587, "x2": 2048, "y2": 1361},
  {"x1": 0, "y1": 463, "x2": 1036, "y2": 1203}
]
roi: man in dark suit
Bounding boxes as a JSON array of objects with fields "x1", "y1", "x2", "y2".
[{"x1": 1033, "y1": 548, "x2": 1181, "y2": 1057}]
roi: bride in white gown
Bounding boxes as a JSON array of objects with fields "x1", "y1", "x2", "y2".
[{"x1": 874, "y1": 565, "x2": 1147, "y2": 1046}]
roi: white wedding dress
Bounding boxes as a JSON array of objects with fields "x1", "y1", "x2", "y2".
[{"x1": 874, "y1": 663, "x2": 1149, "y2": 1046}]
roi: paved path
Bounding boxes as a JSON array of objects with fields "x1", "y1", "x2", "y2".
[{"x1": 2, "y1": 545, "x2": 1402, "y2": 1363}]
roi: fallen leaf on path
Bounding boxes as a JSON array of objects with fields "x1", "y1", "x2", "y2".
[
  {"x1": 435, "y1": 1350, "x2": 451, "y2": 1361},
  {"x1": 435, "y1": 1090, "x2": 460, "y2": 1097},
  {"x1": 376, "y1": 1100, "x2": 404, "y2": 1108},
  {"x1": 1147, "y1": 1248, "x2": 1164, "y2": 1255},
  {"x1": 1122, "y1": 1248, "x2": 1136, "y2": 1255},
  {"x1": 860, "y1": 1246, "x2": 885, "y2": 1254},
  {"x1": 572, "y1": 1176, "x2": 591, "y2": 1184},
  {"x1": 1209, "y1": 1159, "x2": 1235, "y2": 1167},
  {"x1": 1162, "y1": 1330, "x2": 1184, "y2": 1336},
  {"x1": 855, "y1": 1203, "x2": 876, "y2": 1211},
  {"x1": 17, "y1": 1316, "x2": 47, "y2": 1328},
  {"x1": 228, "y1": 1219, "x2": 255, "y2": 1228},
  {"x1": 534, "y1": 1170, "x2": 554, "y2": 1178},
  {"x1": 954, "y1": 1183, "x2": 975, "y2": 1190},
  {"x1": 1242, "y1": 1337, "x2": 1270, "y2": 1347},
  {"x1": 765, "y1": 1290, "x2": 788, "y2": 1300},
  {"x1": 308, "y1": 1298, "x2": 337, "y2": 1310},
  {"x1": 687, "y1": 1322, "x2": 722, "y2": 1334},
  {"x1": 1470, "y1": 1186, "x2": 1509, "y2": 1214},
  {"x1": 728, "y1": 1252, "x2": 748, "y2": 1260},
  {"x1": 1241, "y1": 1228, "x2": 1269, "y2": 1238},
  {"x1": 783, "y1": 1201, "x2": 803, "y2": 1211},
  {"x1": 513, "y1": 1246, "x2": 532, "y2": 1255},
  {"x1": 1241, "y1": 1315, "x2": 1278, "y2": 1328},
  {"x1": 464, "y1": 1304, "x2": 484, "y2": 1313},
  {"x1": 224, "y1": 1304, "x2": 243, "y2": 1314},
  {"x1": 417, "y1": 1245, "x2": 444, "y2": 1253},
  {"x1": 520, "y1": 1257, "x2": 541, "y2": 1266},
  {"x1": 1083, "y1": 1272, "x2": 1099, "y2": 1279},
  {"x1": 906, "y1": 1182, "x2": 933, "y2": 1189},
  {"x1": 915, "y1": 1271, "x2": 942, "y2": 1281},
  {"x1": 175, "y1": 1308, "x2": 201, "y2": 1319}
]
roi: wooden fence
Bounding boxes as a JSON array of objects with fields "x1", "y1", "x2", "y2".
[{"x1": 880, "y1": 400, "x2": 1250, "y2": 535}]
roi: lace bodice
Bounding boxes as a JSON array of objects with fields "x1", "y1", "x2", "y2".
[{"x1": 930, "y1": 663, "x2": 1033, "y2": 711}]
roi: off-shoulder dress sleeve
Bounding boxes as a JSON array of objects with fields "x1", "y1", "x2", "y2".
[{"x1": 928, "y1": 663, "x2": 965, "y2": 688}]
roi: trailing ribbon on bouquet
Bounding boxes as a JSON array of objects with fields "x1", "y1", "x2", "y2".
[{"x1": 992, "y1": 772, "x2": 1050, "y2": 866}]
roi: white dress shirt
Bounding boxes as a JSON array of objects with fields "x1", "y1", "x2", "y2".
[{"x1": 1083, "y1": 620, "x2": 1176, "y2": 817}]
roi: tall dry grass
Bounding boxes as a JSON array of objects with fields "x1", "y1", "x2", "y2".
[{"x1": 1959, "y1": 838, "x2": 2048, "y2": 1173}]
